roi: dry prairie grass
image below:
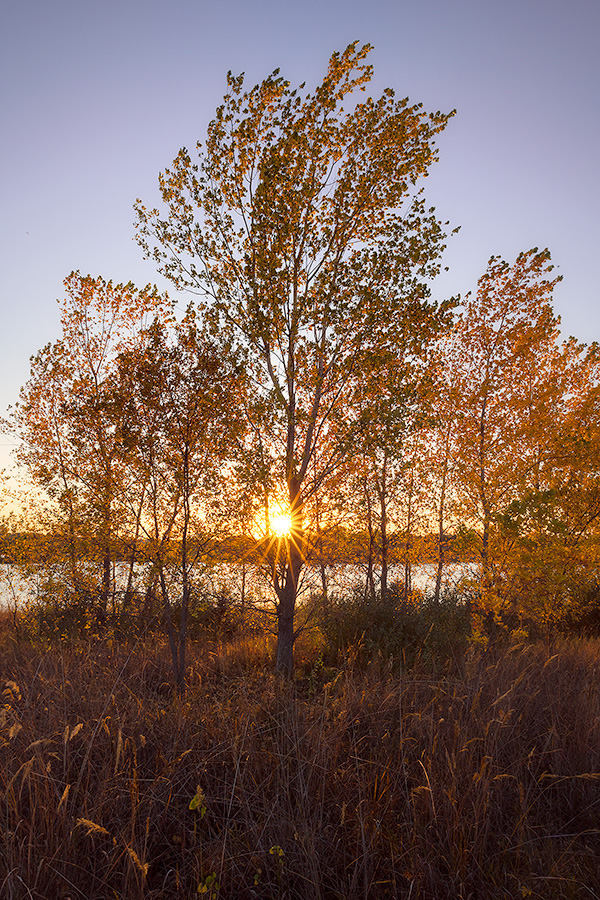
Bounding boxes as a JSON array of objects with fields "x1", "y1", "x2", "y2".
[{"x1": 1, "y1": 634, "x2": 600, "y2": 899}]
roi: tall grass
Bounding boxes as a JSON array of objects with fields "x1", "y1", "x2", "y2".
[{"x1": 1, "y1": 631, "x2": 600, "y2": 898}]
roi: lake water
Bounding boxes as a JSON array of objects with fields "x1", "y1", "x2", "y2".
[{"x1": 0, "y1": 560, "x2": 478, "y2": 610}]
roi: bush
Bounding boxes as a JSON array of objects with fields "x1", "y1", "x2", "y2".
[
  {"x1": 318, "y1": 583, "x2": 472, "y2": 670},
  {"x1": 559, "y1": 577, "x2": 600, "y2": 635}
]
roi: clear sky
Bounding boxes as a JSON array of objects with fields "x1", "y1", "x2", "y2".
[{"x1": 1, "y1": 0, "x2": 599, "y2": 478}]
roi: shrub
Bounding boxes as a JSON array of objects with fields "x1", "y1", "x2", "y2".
[{"x1": 318, "y1": 583, "x2": 472, "y2": 670}]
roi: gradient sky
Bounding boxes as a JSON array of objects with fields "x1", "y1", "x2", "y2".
[{"x1": 1, "y1": 0, "x2": 599, "y2": 478}]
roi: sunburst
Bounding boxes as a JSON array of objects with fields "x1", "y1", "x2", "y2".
[{"x1": 270, "y1": 509, "x2": 292, "y2": 537}]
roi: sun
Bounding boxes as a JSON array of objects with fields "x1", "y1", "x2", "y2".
[{"x1": 270, "y1": 508, "x2": 292, "y2": 537}]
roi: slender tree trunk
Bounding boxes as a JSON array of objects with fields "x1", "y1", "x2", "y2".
[
  {"x1": 481, "y1": 510, "x2": 491, "y2": 597},
  {"x1": 403, "y1": 462, "x2": 415, "y2": 610},
  {"x1": 375, "y1": 452, "x2": 389, "y2": 602},
  {"x1": 478, "y1": 389, "x2": 493, "y2": 604},
  {"x1": 433, "y1": 423, "x2": 452, "y2": 605},
  {"x1": 176, "y1": 448, "x2": 191, "y2": 697},
  {"x1": 98, "y1": 488, "x2": 112, "y2": 625},
  {"x1": 66, "y1": 513, "x2": 81, "y2": 598},
  {"x1": 124, "y1": 484, "x2": 146, "y2": 609},
  {"x1": 177, "y1": 586, "x2": 188, "y2": 697},
  {"x1": 100, "y1": 545, "x2": 111, "y2": 624},
  {"x1": 240, "y1": 560, "x2": 246, "y2": 618},
  {"x1": 380, "y1": 521, "x2": 388, "y2": 602},
  {"x1": 58, "y1": 457, "x2": 81, "y2": 599},
  {"x1": 319, "y1": 545, "x2": 328, "y2": 610},
  {"x1": 433, "y1": 536, "x2": 445, "y2": 605},
  {"x1": 314, "y1": 461, "x2": 328, "y2": 610},
  {"x1": 140, "y1": 569, "x2": 158, "y2": 624},
  {"x1": 364, "y1": 478, "x2": 376, "y2": 601}
]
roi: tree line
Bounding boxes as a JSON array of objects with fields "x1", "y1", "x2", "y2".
[{"x1": 3, "y1": 43, "x2": 599, "y2": 683}]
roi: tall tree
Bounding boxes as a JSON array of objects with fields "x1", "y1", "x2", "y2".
[
  {"x1": 496, "y1": 338, "x2": 600, "y2": 625},
  {"x1": 424, "y1": 327, "x2": 471, "y2": 604},
  {"x1": 16, "y1": 273, "x2": 169, "y2": 618},
  {"x1": 349, "y1": 345, "x2": 434, "y2": 602},
  {"x1": 115, "y1": 312, "x2": 244, "y2": 692},
  {"x1": 452, "y1": 249, "x2": 564, "y2": 612},
  {"x1": 135, "y1": 42, "x2": 455, "y2": 675}
]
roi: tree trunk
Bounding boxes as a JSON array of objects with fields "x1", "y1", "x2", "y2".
[
  {"x1": 364, "y1": 478, "x2": 376, "y2": 601},
  {"x1": 100, "y1": 545, "x2": 111, "y2": 624},
  {"x1": 240, "y1": 560, "x2": 246, "y2": 618},
  {"x1": 98, "y1": 490, "x2": 112, "y2": 626},
  {"x1": 275, "y1": 576, "x2": 297, "y2": 678},
  {"x1": 402, "y1": 462, "x2": 415, "y2": 611},
  {"x1": 478, "y1": 388, "x2": 493, "y2": 606},
  {"x1": 274, "y1": 478, "x2": 304, "y2": 677},
  {"x1": 481, "y1": 509, "x2": 491, "y2": 601},
  {"x1": 175, "y1": 451, "x2": 191, "y2": 697},
  {"x1": 274, "y1": 534, "x2": 304, "y2": 675},
  {"x1": 314, "y1": 466, "x2": 328, "y2": 610},
  {"x1": 377, "y1": 460, "x2": 389, "y2": 603},
  {"x1": 433, "y1": 538, "x2": 445, "y2": 605},
  {"x1": 159, "y1": 565, "x2": 185, "y2": 694},
  {"x1": 433, "y1": 424, "x2": 451, "y2": 604},
  {"x1": 140, "y1": 569, "x2": 158, "y2": 624},
  {"x1": 124, "y1": 485, "x2": 146, "y2": 610}
]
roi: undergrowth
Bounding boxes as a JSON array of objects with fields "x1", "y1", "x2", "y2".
[{"x1": 1, "y1": 632, "x2": 600, "y2": 898}]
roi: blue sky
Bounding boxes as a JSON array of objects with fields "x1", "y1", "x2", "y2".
[{"x1": 1, "y1": 0, "x2": 599, "y2": 477}]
